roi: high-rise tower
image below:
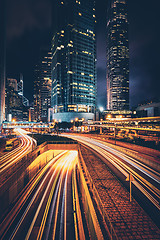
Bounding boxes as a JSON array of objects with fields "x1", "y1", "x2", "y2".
[
  {"x1": 0, "y1": 0, "x2": 6, "y2": 124},
  {"x1": 51, "y1": 0, "x2": 96, "y2": 122},
  {"x1": 34, "y1": 48, "x2": 52, "y2": 122},
  {"x1": 106, "y1": 0, "x2": 129, "y2": 111}
]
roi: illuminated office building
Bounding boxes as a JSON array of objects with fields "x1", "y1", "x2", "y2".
[
  {"x1": 34, "y1": 64, "x2": 41, "y2": 121},
  {"x1": 51, "y1": 0, "x2": 96, "y2": 122},
  {"x1": 34, "y1": 48, "x2": 52, "y2": 122},
  {"x1": 5, "y1": 79, "x2": 23, "y2": 121},
  {"x1": 0, "y1": 0, "x2": 6, "y2": 124},
  {"x1": 17, "y1": 74, "x2": 29, "y2": 107},
  {"x1": 106, "y1": 0, "x2": 129, "y2": 111}
]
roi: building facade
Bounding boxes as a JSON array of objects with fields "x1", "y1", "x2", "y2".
[
  {"x1": 106, "y1": 0, "x2": 129, "y2": 111},
  {"x1": 6, "y1": 77, "x2": 30, "y2": 122},
  {"x1": 136, "y1": 101, "x2": 160, "y2": 117},
  {"x1": 51, "y1": 0, "x2": 97, "y2": 122},
  {"x1": 5, "y1": 78, "x2": 23, "y2": 121},
  {"x1": 0, "y1": 0, "x2": 6, "y2": 124},
  {"x1": 34, "y1": 48, "x2": 52, "y2": 122},
  {"x1": 7, "y1": 78, "x2": 17, "y2": 91},
  {"x1": 34, "y1": 64, "x2": 41, "y2": 121},
  {"x1": 17, "y1": 74, "x2": 29, "y2": 107}
]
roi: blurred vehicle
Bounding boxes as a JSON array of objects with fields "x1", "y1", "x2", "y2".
[{"x1": 5, "y1": 138, "x2": 19, "y2": 151}]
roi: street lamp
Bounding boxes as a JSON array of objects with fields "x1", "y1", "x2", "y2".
[
  {"x1": 107, "y1": 114, "x2": 111, "y2": 119},
  {"x1": 99, "y1": 107, "x2": 104, "y2": 112}
]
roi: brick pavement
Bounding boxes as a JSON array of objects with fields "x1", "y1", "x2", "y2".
[{"x1": 81, "y1": 146, "x2": 160, "y2": 240}]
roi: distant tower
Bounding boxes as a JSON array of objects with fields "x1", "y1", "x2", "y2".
[
  {"x1": 51, "y1": 0, "x2": 97, "y2": 122},
  {"x1": 34, "y1": 48, "x2": 52, "y2": 122},
  {"x1": 106, "y1": 0, "x2": 129, "y2": 110},
  {"x1": 17, "y1": 74, "x2": 23, "y2": 97},
  {"x1": 0, "y1": 0, "x2": 6, "y2": 124},
  {"x1": 34, "y1": 64, "x2": 41, "y2": 121},
  {"x1": 17, "y1": 74, "x2": 29, "y2": 106}
]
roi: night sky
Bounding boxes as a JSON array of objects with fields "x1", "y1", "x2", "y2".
[{"x1": 6, "y1": 0, "x2": 160, "y2": 109}]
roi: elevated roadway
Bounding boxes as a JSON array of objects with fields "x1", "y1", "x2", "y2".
[{"x1": 84, "y1": 116, "x2": 160, "y2": 134}]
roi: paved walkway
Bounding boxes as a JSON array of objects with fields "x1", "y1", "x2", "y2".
[{"x1": 81, "y1": 146, "x2": 160, "y2": 240}]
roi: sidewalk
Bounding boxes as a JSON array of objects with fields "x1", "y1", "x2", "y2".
[{"x1": 81, "y1": 146, "x2": 160, "y2": 240}]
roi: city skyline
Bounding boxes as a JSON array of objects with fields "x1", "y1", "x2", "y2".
[{"x1": 5, "y1": 0, "x2": 160, "y2": 111}]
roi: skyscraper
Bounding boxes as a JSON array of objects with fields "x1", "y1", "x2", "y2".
[
  {"x1": 51, "y1": 0, "x2": 96, "y2": 122},
  {"x1": 34, "y1": 64, "x2": 41, "y2": 121},
  {"x1": 34, "y1": 48, "x2": 52, "y2": 122},
  {"x1": 0, "y1": 0, "x2": 6, "y2": 124},
  {"x1": 106, "y1": 0, "x2": 129, "y2": 111},
  {"x1": 33, "y1": 64, "x2": 41, "y2": 121},
  {"x1": 17, "y1": 74, "x2": 29, "y2": 107},
  {"x1": 5, "y1": 79, "x2": 23, "y2": 121}
]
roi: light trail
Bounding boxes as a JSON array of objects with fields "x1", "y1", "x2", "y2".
[
  {"x1": 0, "y1": 151, "x2": 68, "y2": 239},
  {"x1": 7, "y1": 151, "x2": 70, "y2": 240},
  {"x1": 1, "y1": 151, "x2": 80, "y2": 240},
  {"x1": 0, "y1": 129, "x2": 37, "y2": 180},
  {"x1": 1, "y1": 148, "x2": 109, "y2": 240},
  {"x1": 63, "y1": 134, "x2": 160, "y2": 210}
]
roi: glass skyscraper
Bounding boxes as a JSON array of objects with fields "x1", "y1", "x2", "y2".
[
  {"x1": 51, "y1": 0, "x2": 96, "y2": 122},
  {"x1": 106, "y1": 0, "x2": 129, "y2": 111},
  {"x1": 34, "y1": 48, "x2": 52, "y2": 122}
]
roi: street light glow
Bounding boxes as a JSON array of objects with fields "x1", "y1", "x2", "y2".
[{"x1": 99, "y1": 107, "x2": 104, "y2": 112}]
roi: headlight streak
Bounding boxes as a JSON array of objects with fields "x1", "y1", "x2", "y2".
[
  {"x1": 43, "y1": 166, "x2": 64, "y2": 240},
  {"x1": 24, "y1": 158, "x2": 68, "y2": 240},
  {"x1": 36, "y1": 152, "x2": 77, "y2": 240},
  {"x1": 9, "y1": 151, "x2": 77, "y2": 240},
  {"x1": 65, "y1": 135, "x2": 160, "y2": 184},
  {"x1": 63, "y1": 134, "x2": 160, "y2": 210},
  {"x1": 9, "y1": 151, "x2": 69, "y2": 240},
  {"x1": 0, "y1": 151, "x2": 66, "y2": 239},
  {"x1": 0, "y1": 129, "x2": 37, "y2": 176},
  {"x1": 72, "y1": 165, "x2": 85, "y2": 240}
]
